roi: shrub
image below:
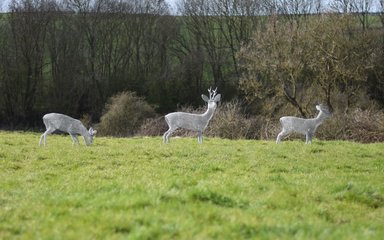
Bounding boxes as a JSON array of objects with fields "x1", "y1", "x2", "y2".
[
  {"x1": 317, "y1": 108, "x2": 384, "y2": 143},
  {"x1": 137, "y1": 117, "x2": 168, "y2": 137},
  {"x1": 207, "y1": 100, "x2": 263, "y2": 139},
  {"x1": 98, "y1": 91, "x2": 156, "y2": 137}
]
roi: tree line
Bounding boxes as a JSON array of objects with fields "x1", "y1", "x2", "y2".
[{"x1": 0, "y1": 0, "x2": 383, "y2": 129}]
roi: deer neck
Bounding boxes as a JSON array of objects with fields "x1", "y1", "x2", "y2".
[
  {"x1": 315, "y1": 111, "x2": 328, "y2": 126},
  {"x1": 202, "y1": 106, "x2": 216, "y2": 122},
  {"x1": 80, "y1": 128, "x2": 91, "y2": 145}
]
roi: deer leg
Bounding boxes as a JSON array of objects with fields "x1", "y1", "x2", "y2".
[
  {"x1": 276, "y1": 130, "x2": 287, "y2": 144},
  {"x1": 305, "y1": 132, "x2": 312, "y2": 144},
  {"x1": 163, "y1": 117, "x2": 172, "y2": 144},
  {"x1": 163, "y1": 127, "x2": 175, "y2": 144},
  {"x1": 70, "y1": 134, "x2": 79, "y2": 145},
  {"x1": 197, "y1": 131, "x2": 203, "y2": 144},
  {"x1": 163, "y1": 129, "x2": 169, "y2": 143},
  {"x1": 163, "y1": 129, "x2": 170, "y2": 143},
  {"x1": 39, "y1": 133, "x2": 44, "y2": 146},
  {"x1": 74, "y1": 136, "x2": 80, "y2": 145},
  {"x1": 166, "y1": 129, "x2": 174, "y2": 143},
  {"x1": 39, "y1": 128, "x2": 54, "y2": 146}
]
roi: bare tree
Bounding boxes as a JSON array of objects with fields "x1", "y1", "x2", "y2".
[
  {"x1": 6, "y1": 0, "x2": 55, "y2": 122},
  {"x1": 178, "y1": 0, "x2": 261, "y2": 101},
  {"x1": 331, "y1": 0, "x2": 373, "y2": 27},
  {"x1": 308, "y1": 14, "x2": 375, "y2": 111},
  {"x1": 379, "y1": 0, "x2": 384, "y2": 26},
  {"x1": 213, "y1": 0, "x2": 262, "y2": 79},
  {"x1": 180, "y1": 0, "x2": 227, "y2": 89},
  {"x1": 0, "y1": 12, "x2": 13, "y2": 120},
  {"x1": 45, "y1": 2, "x2": 87, "y2": 115},
  {"x1": 238, "y1": 11, "x2": 376, "y2": 116},
  {"x1": 238, "y1": 15, "x2": 312, "y2": 117},
  {"x1": 61, "y1": 0, "x2": 172, "y2": 116},
  {"x1": 330, "y1": 0, "x2": 354, "y2": 13},
  {"x1": 351, "y1": 0, "x2": 373, "y2": 29},
  {"x1": 64, "y1": 0, "x2": 110, "y2": 114}
]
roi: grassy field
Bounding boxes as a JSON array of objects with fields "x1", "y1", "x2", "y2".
[{"x1": 0, "y1": 131, "x2": 383, "y2": 239}]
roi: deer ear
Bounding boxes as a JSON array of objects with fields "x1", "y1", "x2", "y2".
[
  {"x1": 89, "y1": 127, "x2": 97, "y2": 135},
  {"x1": 201, "y1": 94, "x2": 209, "y2": 102},
  {"x1": 213, "y1": 94, "x2": 221, "y2": 102}
]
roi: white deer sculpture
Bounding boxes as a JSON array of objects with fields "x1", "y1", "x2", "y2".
[
  {"x1": 163, "y1": 87, "x2": 221, "y2": 144},
  {"x1": 39, "y1": 113, "x2": 97, "y2": 146},
  {"x1": 276, "y1": 104, "x2": 331, "y2": 144}
]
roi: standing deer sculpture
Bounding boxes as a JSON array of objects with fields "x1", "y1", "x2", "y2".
[
  {"x1": 276, "y1": 104, "x2": 331, "y2": 144},
  {"x1": 39, "y1": 113, "x2": 97, "y2": 146},
  {"x1": 163, "y1": 87, "x2": 221, "y2": 144}
]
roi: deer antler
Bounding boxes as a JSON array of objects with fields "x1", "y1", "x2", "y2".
[
  {"x1": 164, "y1": 87, "x2": 220, "y2": 144},
  {"x1": 208, "y1": 87, "x2": 217, "y2": 100}
]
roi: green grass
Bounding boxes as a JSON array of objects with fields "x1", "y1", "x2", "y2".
[{"x1": 1, "y1": 131, "x2": 383, "y2": 239}]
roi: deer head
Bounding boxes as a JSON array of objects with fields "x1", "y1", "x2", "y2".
[
  {"x1": 201, "y1": 87, "x2": 221, "y2": 109},
  {"x1": 316, "y1": 104, "x2": 332, "y2": 116},
  {"x1": 85, "y1": 127, "x2": 97, "y2": 145}
]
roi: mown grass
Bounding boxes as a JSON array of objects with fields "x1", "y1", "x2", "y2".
[{"x1": 0, "y1": 131, "x2": 383, "y2": 239}]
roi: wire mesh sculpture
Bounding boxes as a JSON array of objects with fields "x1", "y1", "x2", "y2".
[
  {"x1": 276, "y1": 104, "x2": 331, "y2": 144},
  {"x1": 163, "y1": 87, "x2": 221, "y2": 144},
  {"x1": 39, "y1": 113, "x2": 97, "y2": 146}
]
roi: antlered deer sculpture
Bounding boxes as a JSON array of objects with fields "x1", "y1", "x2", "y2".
[{"x1": 163, "y1": 87, "x2": 221, "y2": 143}]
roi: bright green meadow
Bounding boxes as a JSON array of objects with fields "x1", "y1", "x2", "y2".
[{"x1": 0, "y1": 131, "x2": 383, "y2": 239}]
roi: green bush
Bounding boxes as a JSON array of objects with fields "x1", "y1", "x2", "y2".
[{"x1": 98, "y1": 91, "x2": 156, "y2": 137}]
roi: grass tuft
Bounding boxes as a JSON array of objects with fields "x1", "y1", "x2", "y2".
[
  {"x1": 334, "y1": 183, "x2": 384, "y2": 208},
  {"x1": 190, "y1": 189, "x2": 249, "y2": 209}
]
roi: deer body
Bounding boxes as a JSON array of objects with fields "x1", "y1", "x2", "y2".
[
  {"x1": 163, "y1": 88, "x2": 221, "y2": 143},
  {"x1": 39, "y1": 113, "x2": 97, "y2": 146},
  {"x1": 276, "y1": 105, "x2": 331, "y2": 144}
]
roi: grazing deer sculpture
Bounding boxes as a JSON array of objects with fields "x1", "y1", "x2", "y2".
[
  {"x1": 276, "y1": 104, "x2": 331, "y2": 144},
  {"x1": 39, "y1": 113, "x2": 97, "y2": 146},
  {"x1": 163, "y1": 87, "x2": 221, "y2": 144}
]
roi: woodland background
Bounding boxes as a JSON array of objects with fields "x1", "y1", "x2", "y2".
[{"x1": 0, "y1": 0, "x2": 383, "y2": 142}]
